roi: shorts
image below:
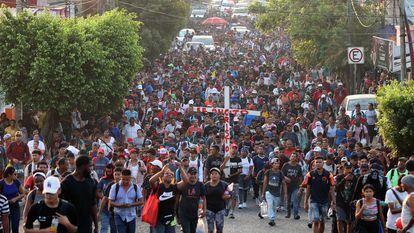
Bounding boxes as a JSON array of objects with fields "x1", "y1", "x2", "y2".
[
  {"x1": 310, "y1": 202, "x2": 328, "y2": 223},
  {"x1": 336, "y1": 206, "x2": 351, "y2": 223},
  {"x1": 231, "y1": 183, "x2": 239, "y2": 199}
]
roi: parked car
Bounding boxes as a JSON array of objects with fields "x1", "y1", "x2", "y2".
[
  {"x1": 191, "y1": 35, "x2": 215, "y2": 51},
  {"x1": 190, "y1": 9, "x2": 207, "y2": 18},
  {"x1": 339, "y1": 94, "x2": 377, "y2": 117},
  {"x1": 183, "y1": 42, "x2": 204, "y2": 51},
  {"x1": 176, "y1": 28, "x2": 195, "y2": 46},
  {"x1": 230, "y1": 25, "x2": 250, "y2": 37}
]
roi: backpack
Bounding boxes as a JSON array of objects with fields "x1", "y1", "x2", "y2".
[
  {"x1": 362, "y1": 173, "x2": 385, "y2": 189},
  {"x1": 114, "y1": 183, "x2": 139, "y2": 201}
]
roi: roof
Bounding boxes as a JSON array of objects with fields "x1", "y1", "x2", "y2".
[{"x1": 345, "y1": 94, "x2": 376, "y2": 100}]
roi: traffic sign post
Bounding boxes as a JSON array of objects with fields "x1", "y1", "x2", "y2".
[
  {"x1": 348, "y1": 47, "x2": 364, "y2": 64},
  {"x1": 347, "y1": 47, "x2": 364, "y2": 94}
]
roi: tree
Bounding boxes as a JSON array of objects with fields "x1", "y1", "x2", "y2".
[
  {"x1": 0, "y1": 9, "x2": 143, "y2": 143},
  {"x1": 248, "y1": 1, "x2": 267, "y2": 15},
  {"x1": 255, "y1": 0, "x2": 383, "y2": 72},
  {"x1": 377, "y1": 81, "x2": 414, "y2": 157},
  {"x1": 118, "y1": 0, "x2": 190, "y2": 61}
]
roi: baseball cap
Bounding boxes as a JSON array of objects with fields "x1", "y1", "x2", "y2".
[
  {"x1": 230, "y1": 143, "x2": 238, "y2": 149},
  {"x1": 97, "y1": 148, "x2": 105, "y2": 154},
  {"x1": 313, "y1": 146, "x2": 322, "y2": 152},
  {"x1": 150, "y1": 160, "x2": 163, "y2": 169},
  {"x1": 338, "y1": 82, "x2": 343, "y2": 86},
  {"x1": 92, "y1": 142, "x2": 100, "y2": 147},
  {"x1": 188, "y1": 167, "x2": 198, "y2": 174},
  {"x1": 169, "y1": 148, "x2": 176, "y2": 153},
  {"x1": 3, "y1": 134, "x2": 11, "y2": 140},
  {"x1": 159, "y1": 148, "x2": 168, "y2": 155},
  {"x1": 274, "y1": 147, "x2": 280, "y2": 152},
  {"x1": 270, "y1": 158, "x2": 279, "y2": 164},
  {"x1": 168, "y1": 133, "x2": 175, "y2": 139},
  {"x1": 129, "y1": 148, "x2": 138, "y2": 154},
  {"x1": 43, "y1": 176, "x2": 61, "y2": 194},
  {"x1": 344, "y1": 162, "x2": 352, "y2": 168},
  {"x1": 399, "y1": 157, "x2": 408, "y2": 162},
  {"x1": 341, "y1": 157, "x2": 348, "y2": 162}
]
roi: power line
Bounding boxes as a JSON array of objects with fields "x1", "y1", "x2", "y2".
[
  {"x1": 351, "y1": 0, "x2": 378, "y2": 28},
  {"x1": 118, "y1": 1, "x2": 186, "y2": 20}
]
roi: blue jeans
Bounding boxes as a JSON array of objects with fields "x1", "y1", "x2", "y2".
[
  {"x1": 114, "y1": 214, "x2": 135, "y2": 233},
  {"x1": 287, "y1": 188, "x2": 300, "y2": 216},
  {"x1": 100, "y1": 211, "x2": 117, "y2": 233},
  {"x1": 265, "y1": 191, "x2": 281, "y2": 221},
  {"x1": 150, "y1": 220, "x2": 176, "y2": 233},
  {"x1": 309, "y1": 202, "x2": 329, "y2": 223}
]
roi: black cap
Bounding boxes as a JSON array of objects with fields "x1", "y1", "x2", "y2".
[
  {"x1": 344, "y1": 162, "x2": 352, "y2": 168},
  {"x1": 188, "y1": 167, "x2": 198, "y2": 174}
]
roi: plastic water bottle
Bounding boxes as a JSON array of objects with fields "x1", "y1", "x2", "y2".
[
  {"x1": 198, "y1": 199, "x2": 204, "y2": 217},
  {"x1": 260, "y1": 201, "x2": 268, "y2": 218},
  {"x1": 50, "y1": 216, "x2": 59, "y2": 232}
]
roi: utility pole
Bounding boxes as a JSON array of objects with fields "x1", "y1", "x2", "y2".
[
  {"x1": 400, "y1": 0, "x2": 406, "y2": 81},
  {"x1": 347, "y1": 0, "x2": 355, "y2": 94}
]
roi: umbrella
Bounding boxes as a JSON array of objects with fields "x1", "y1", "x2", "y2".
[{"x1": 202, "y1": 17, "x2": 228, "y2": 25}]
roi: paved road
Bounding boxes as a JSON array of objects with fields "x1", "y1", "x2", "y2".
[{"x1": 135, "y1": 198, "x2": 333, "y2": 233}]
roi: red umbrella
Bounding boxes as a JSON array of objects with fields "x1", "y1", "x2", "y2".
[{"x1": 202, "y1": 17, "x2": 228, "y2": 25}]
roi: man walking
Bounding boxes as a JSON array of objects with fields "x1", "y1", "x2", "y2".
[
  {"x1": 60, "y1": 156, "x2": 98, "y2": 233},
  {"x1": 109, "y1": 169, "x2": 143, "y2": 233},
  {"x1": 304, "y1": 156, "x2": 335, "y2": 233},
  {"x1": 282, "y1": 152, "x2": 303, "y2": 219}
]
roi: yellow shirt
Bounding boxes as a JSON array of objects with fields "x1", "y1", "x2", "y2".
[{"x1": 4, "y1": 126, "x2": 17, "y2": 141}]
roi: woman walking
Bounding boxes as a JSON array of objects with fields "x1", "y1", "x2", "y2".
[
  {"x1": 205, "y1": 168, "x2": 231, "y2": 233},
  {"x1": 0, "y1": 166, "x2": 25, "y2": 233},
  {"x1": 354, "y1": 184, "x2": 387, "y2": 233}
]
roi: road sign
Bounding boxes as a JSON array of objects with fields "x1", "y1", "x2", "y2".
[{"x1": 348, "y1": 47, "x2": 364, "y2": 64}]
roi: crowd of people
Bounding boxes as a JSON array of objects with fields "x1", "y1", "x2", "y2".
[{"x1": 0, "y1": 11, "x2": 408, "y2": 233}]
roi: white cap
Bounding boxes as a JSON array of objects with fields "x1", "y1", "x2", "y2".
[
  {"x1": 252, "y1": 90, "x2": 258, "y2": 94},
  {"x1": 318, "y1": 83, "x2": 323, "y2": 87},
  {"x1": 315, "y1": 121, "x2": 322, "y2": 126},
  {"x1": 137, "y1": 84, "x2": 143, "y2": 89},
  {"x1": 188, "y1": 99, "x2": 194, "y2": 105},
  {"x1": 274, "y1": 147, "x2": 280, "y2": 152},
  {"x1": 159, "y1": 148, "x2": 168, "y2": 154},
  {"x1": 168, "y1": 133, "x2": 175, "y2": 139},
  {"x1": 338, "y1": 82, "x2": 343, "y2": 86},
  {"x1": 341, "y1": 157, "x2": 348, "y2": 162},
  {"x1": 211, "y1": 88, "x2": 219, "y2": 94},
  {"x1": 313, "y1": 146, "x2": 322, "y2": 152},
  {"x1": 150, "y1": 159, "x2": 163, "y2": 169},
  {"x1": 321, "y1": 94, "x2": 326, "y2": 98},
  {"x1": 3, "y1": 134, "x2": 11, "y2": 140},
  {"x1": 43, "y1": 176, "x2": 61, "y2": 194}
]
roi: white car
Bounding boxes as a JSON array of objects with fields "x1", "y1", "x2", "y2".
[
  {"x1": 190, "y1": 9, "x2": 207, "y2": 18},
  {"x1": 230, "y1": 25, "x2": 250, "y2": 35},
  {"x1": 232, "y1": 7, "x2": 249, "y2": 18},
  {"x1": 176, "y1": 28, "x2": 195, "y2": 45},
  {"x1": 191, "y1": 35, "x2": 215, "y2": 51},
  {"x1": 183, "y1": 42, "x2": 204, "y2": 51},
  {"x1": 339, "y1": 94, "x2": 378, "y2": 117}
]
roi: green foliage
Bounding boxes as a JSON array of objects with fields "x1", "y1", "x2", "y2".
[
  {"x1": 377, "y1": 81, "x2": 414, "y2": 157},
  {"x1": 0, "y1": 9, "x2": 143, "y2": 116},
  {"x1": 255, "y1": 0, "x2": 382, "y2": 71},
  {"x1": 119, "y1": 0, "x2": 190, "y2": 60},
  {"x1": 248, "y1": 1, "x2": 267, "y2": 15}
]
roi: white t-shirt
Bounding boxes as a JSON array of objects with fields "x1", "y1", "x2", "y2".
[
  {"x1": 240, "y1": 157, "x2": 253, "y2": 175},
  {"x1": 27, "y1": 140, "x2": 46, "y2": 153},
  {"x1": 122, "y1": 123, "x2": 141, "y2": 143},
  {"x1": 385, "y1": 188, "x2": 407, "y2": 230},
  {"x1": 66, "y1": 145, "x2": 80, "y2": 157}
]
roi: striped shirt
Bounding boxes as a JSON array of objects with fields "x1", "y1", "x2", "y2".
[{"x1": 0, "y1": 194, "x2": 10, "y2": 229}]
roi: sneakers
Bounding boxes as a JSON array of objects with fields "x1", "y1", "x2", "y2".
[
  {"x1": 258, "y1": 213, "x2": 264, "y2": 219},
  {"x1": 238, "y1": 204, "x2": 243, "y2": 209},
  {"x1": 268, "y1": 220, "x2": 275, "y2": 226},
  {"x1": 225, "y1": 209, "x2": 229, "y2": 217},
  {"x1": 285, "y1": 213, "x2": 291, "y2": 218},
  {"x1": 294, "y1": 215, "x2": 300, "y2": 220},
  {"x1": 229, "y1": 213, "x2": 235, "y2": 219},
  {"x1": 242, "y1": 202, "x2": 247, "y2": 208},
  {"x1": 307, "y1": 223, "x2": 312, "y2": 228}
]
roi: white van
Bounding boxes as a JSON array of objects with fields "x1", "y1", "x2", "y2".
[
  {"x1": 339, "y1": 94, "x2": 377, "y2": 117},
  {"x1": 191, "y1": 35, "x2": 215, "y2": 51}
]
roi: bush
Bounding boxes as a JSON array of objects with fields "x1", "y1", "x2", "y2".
[{"x1": 377, "y1": 81, "x2": 414, "y2": 157}]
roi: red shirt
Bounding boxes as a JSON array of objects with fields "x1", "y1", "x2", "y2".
[{"x1": 6, "y1": 141, "x2": 30, "y2": 163}]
